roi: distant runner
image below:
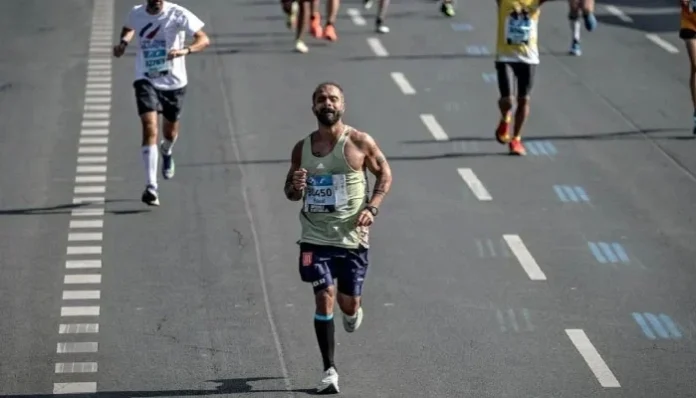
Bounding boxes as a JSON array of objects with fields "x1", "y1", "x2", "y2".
[
  {"x1": 363, "y1": 0, "x2": 391, "y2": 33},
  {"x1": 494, "y1": 0, "x2": 549, "y2": 155},
  {"x1": 680, "y1": 0, "x2": 696, "y2": 134},
  {"x1": 282, "y1": 0, "x2": 299, "y2": 30},
  {"x1": 440, "y1": 0, "x2": 455, "y2": 17},
  {"x1": 293, "y1": 0, "x2": 341, "y2": 53},
  {"x1": 284, "y1": 82, "x2": 393, "y2": 393},
  {"x1": 567, "y1": 0, "x2": 597, "y2": 56},
  {"x1": 112, "y1": 0, "x2": 210, "y2": 206}
]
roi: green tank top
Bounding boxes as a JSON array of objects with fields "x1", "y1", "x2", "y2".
[{"x1": 299, "y1": 127, "x2": 369, "y2": 249}]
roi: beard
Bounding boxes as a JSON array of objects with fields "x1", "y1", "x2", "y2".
[
  {"x1": 147, "y1": 0, "x2": 163, "y2": 11},
  {"x1": 314, "y1": 108, "x2": 342, "y2": 127}
]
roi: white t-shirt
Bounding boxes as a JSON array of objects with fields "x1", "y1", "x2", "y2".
[{"x1": 125, "y1": 2, "x2": 204, "y2": 90}]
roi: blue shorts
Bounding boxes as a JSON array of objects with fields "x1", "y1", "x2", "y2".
[{"x1": 298, "y1": 242, "x2": 369, "y2": 296}]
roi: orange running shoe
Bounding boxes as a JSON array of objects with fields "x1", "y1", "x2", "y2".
[
  {"x1": 324, "y1": 23, "x2": 338, "y2": 41},
  {"x1": 509, "y1": 137, "x2": 526, "y2": 156},
  {"x1": 495, "y1": 116, "x2": 511, "y2": 144},
  {"x1": 311, "y1": 13, "x2": 323, "y2": 38}
]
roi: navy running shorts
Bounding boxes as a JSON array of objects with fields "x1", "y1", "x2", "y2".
[{"x1": 298, "y1": 242, "x2": 369, "y2": 296}]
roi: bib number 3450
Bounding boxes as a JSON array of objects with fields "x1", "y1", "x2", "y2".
[{"x1": 304, "y1": 174, "x2": 348, "y2": 213}]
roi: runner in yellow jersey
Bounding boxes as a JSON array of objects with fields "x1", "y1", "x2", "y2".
[
  {"x1": 680, "y1": 0, "x2": 696, "y2": 135},
  {"x1": 494, "y1": 0, "x2": 549, "y2": 155}
]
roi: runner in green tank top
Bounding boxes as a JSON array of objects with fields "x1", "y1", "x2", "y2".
[{"x1": 283, "y1": 82, "x2": 393, "y2": 394}]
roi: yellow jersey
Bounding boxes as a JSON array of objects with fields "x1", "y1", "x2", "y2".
[
  {"x1": 495, "y1": 0, "x2": 541, "y2": 64},
  {"x1": 681, "y1": 2, "x2": 696, "y2": 31}
]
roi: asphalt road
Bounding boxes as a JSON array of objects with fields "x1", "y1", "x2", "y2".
[{"x1": 1, "y1": 0, "x2": 695, "y2": 396}]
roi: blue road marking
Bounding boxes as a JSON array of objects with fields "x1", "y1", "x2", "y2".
[
  {"x1": 526, "y1": 140, "x2": 557, "y2": 156},
  {"x1": 588, "y1": 242, "x2": 630, "y2": 264},
  {"x1": 482, "y1": 72, "x2": 497, "y2": 83},
  {"x1": 598, "y1": 242, "x2": 618, "y2": 262},
  {"x1": 451, "y1": 23, "x2": 473, "y2": 31},
  {"x1": 554, "y1": 185, "x2": 590, "y2": 202},
  {"x1": 611, "y1": 243, "x2": 630, "y2": 263},
  {"x1": 632, "y1": 312, "x2": 682, "y2": 340},
  {"x1": 466, "y1": 45, "x2": 489, "y2": 55},
  {"x1": 564, "y1": 186, "x2": 579, "y2": 202},
  {"x1": 575, "y1": 186, "x2": 589, "y2": 202},
  {"x1": 588, "y1": 242, "x2": 607, "y2": 263},
  {"x1": 632, "y1": 312, "x2": 656, "y2": 339},
  {"x1": 658, "y1": 314, "x2": 683, "y2": 339}
]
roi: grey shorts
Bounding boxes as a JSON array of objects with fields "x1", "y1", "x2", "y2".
[{"x1": 133, "y1": 79, "x2": 187, "y2": 122}]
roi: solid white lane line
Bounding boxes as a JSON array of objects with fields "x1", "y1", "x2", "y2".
[
  {"x1": 68, "y1": 232, "x2": 103, "y2": 241},
  {"x1": 57, "y1": 342, "x2": 98, "y2": 353},
  {"x1": 62, "y1": 290, "x2": 101, "y2": 300},
  {"x1": 55, "y1": 362, "x2": 98, "y2": 373},
  {"x1": 58, "y1": 323, "x2": 100, "y2": 334},
  {"x1": 75, "y1": 176, "x2": 107, "y2": 183},
  {"x1": 66, "y1": 260, "x2": 102, "y2": 269},
  {"x1": 53, "y1": 382, "x2": 97, "y2": 394},
  {"x1": 71, "y1": 209, "x2": 105, "y2": 217},
  {"x1": 66, "y1": 246, "x2": 102, "y2": 255},
  {"x1": 69, "y1": 220, "x2": 104, "y2": 229},
  {"x1": 61, "y1": 306, "x2": 100, "y2": 316},
  {"x1": 64, "y1": 274, "x2": 102, "y2": 284}
]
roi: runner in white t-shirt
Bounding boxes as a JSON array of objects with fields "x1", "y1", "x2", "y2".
[{"x1": 113, "y1": 0, "x2": 210, "y2": 206}]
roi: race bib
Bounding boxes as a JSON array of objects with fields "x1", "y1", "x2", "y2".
[
  {"x1": 505, "y1": 15, "x2": 532, "y2": 45},
  {"x1": 142, "y1": 40, "x2": 170, "y2": 78},
  {"x1": 304, "y1": 174, "x2": 348, "y2": 213}
]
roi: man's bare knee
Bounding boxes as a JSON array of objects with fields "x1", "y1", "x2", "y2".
[
  {"x1": 337, "y1": 293, "x2": 360, "y2": 316},
  {"x1": 315, "y1": 286, "x2": 336, "y2": 315},
  {"x1": 162, "y1": 118, "x2": 179, "y2": 141},
  {"x1": 140, "y1": 112, "x2": 158, "y2": 145}
]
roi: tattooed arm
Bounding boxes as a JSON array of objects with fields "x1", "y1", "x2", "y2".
[
  {"x1": 354, "y1": 132, "x2": 393, "y2": 209},
  {"x1": 283, "y1": 140, "x2": 305, "y2": 202}
]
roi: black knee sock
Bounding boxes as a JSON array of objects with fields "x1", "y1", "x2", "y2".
[{"x1": 314, "y1": 314, "x2": 335, "y2": 371}]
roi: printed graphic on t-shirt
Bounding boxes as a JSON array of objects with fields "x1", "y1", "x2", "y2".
[{"x1": 139, "y1": 23, "x2": 171, "y2": 78}]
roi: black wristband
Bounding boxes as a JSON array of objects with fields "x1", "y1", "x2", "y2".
[{"x1": 120, "y1": 39, "x2": 128, "y2": 47}]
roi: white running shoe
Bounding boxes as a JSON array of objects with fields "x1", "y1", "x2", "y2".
[
  {"x1": 294, "y1": 39, "x2": 308, "y2": 53},
  {"x1": 316, "y1": 367, "x2": 339, "y2": 394},
  {"x1": 342, "y1": 307, "x2": 363, "y2": 333}
]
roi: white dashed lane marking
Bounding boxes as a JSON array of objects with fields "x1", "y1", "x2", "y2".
[
  {"x1": 347, "y1": 8, "x2": 367, "y2": 26},
  {"x1": 604, "y1": 5, "x2": 633, "y2": 22},
  {"x1": 55, "y1": 0, "x2": 113, "y2": 393},
  {"x1": 645, "y1": 34, "x2": 679, "y2": 54},
  {"x1": 390, "y1": 72, "x2": 416, "y2": 95},
  {"x1": 367, "y1": 37, "x2": 389, "y2": 57},
  {"x1": 420, "y1": 114, "x2": 449, "y2": 141},
  {"x1": 457, "y1": 168, "x2": 493, "y2": 201},
  {"x1": 566, "y1": 329, "x2": 621, "y2": 388}
]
